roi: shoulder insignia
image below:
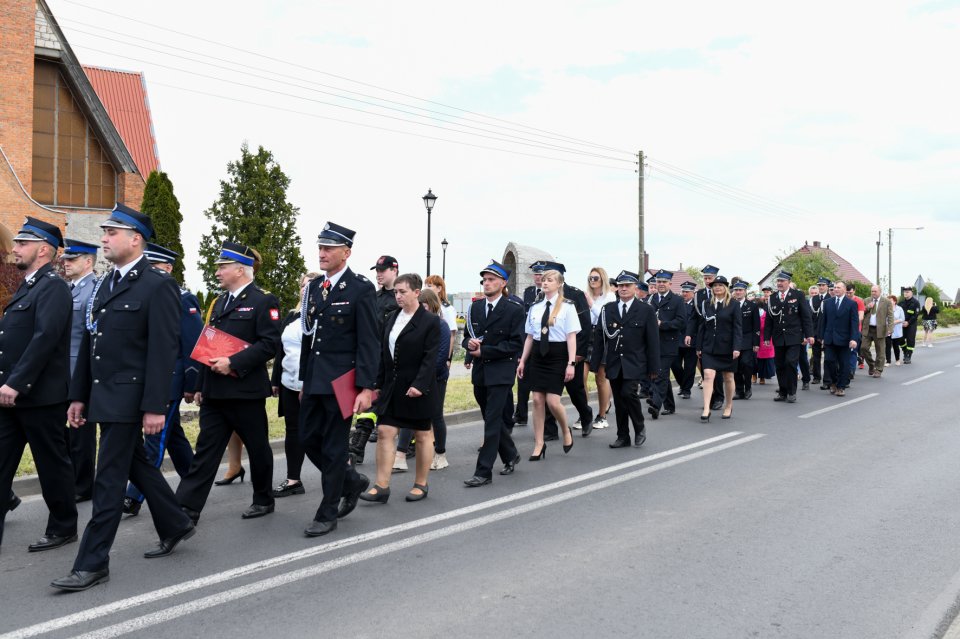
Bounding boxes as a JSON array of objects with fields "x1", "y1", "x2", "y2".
[
  {"x1": 567, "y1": 285, "x2": 582, "y2": 292},
  {"x1": 46, "y1": 271, "x2": 58, "y2": 278},
  {"x1": 507, "y1": 298, "x2": 522, "y2": 306},
  {"x1": 563, "y1": 298, "x2": 576, "y2": 304},
  {"x1": 355, "y1": 273, "x2": 369, "y2": 282}
]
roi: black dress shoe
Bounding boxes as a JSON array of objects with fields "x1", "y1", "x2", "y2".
[
  {"x1": 773, "y1": 394, "x2": 785, "y2": 402},
  {"x1": 463, "y1": 475, "x2": 492, "y2": 487},
  {"x1": 9, "y1": 493, "x2": 21, "y2": 511},
  {"x1": 181, "y1": 506, "x2": 200, "y2": 525},
  {"x1": 660, "y1": 408, "x2": 675, "y2": 416},
  {"x1": 802, "y1": 382, "x2": 810, "y2": 390},
  {"x1": 680, "y1": 392, "x2": 691, "y2": 399},
  {"x1": 581, "y1": 418, "x2": 594, "y2": 437},
  {"x1": 144, "y1": 524, "x2": 195, "y2": 558},
  {"x1": 634, "y1": 432, "x2": 646, "y2": 447},
  {"x1": 50, "y1": 569, "x2": 109, "y2": 591},
  {"x1": 744, "y1": 390, "x2": 752, "y2": 399},
  {"x1": 241, "y1": 503, "x2": 275, "y2": 519},
  {"x1": 338, "y1": 473, "x2": 370, "y2": 519},
  {"x1": 710, "y1": 401, "x2": 723, "y2": 411},
  {"x1": 647, "y1": 405, "x2": 660, "y2": 420},
  {"x1": 122, "y1": 496, "x2": 141, "y2": 517},
  {"x1": 812, "y1": 378, "x2": 821, "y2": 384},
  {"x1": 272, "y1": 480, "x2": 306, "y2": 498},
  {"x1": 499, "y1": 455, "x2": 520, "y2": 475},
  {"x1": 820, "y1": 384, "x2": 831, "y2": 390},
  {"x1": 28, "y1": 533, "x2": 78, "y2": 552},
  {"x1": 609, "y1": 438, "x2": 631, "y2": 449},
  {"x1": 304, "y1": 519, "x2": 337, "y2": 537},
  {"x1": 543, "y1": 433, "x2": 559, "y2": 442},
  {"x1": 786, "y1": 394, "x2": 797, "y2": 403},
  {"x1": 74, "y1": 494, "x2": 92, "y2": 503}
]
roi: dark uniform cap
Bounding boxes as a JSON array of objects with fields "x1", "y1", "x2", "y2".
[
  {"x1": 14, "y1": 216, "x2": 63, "y2": 248},
  {"x1": 731, "y1": 280, "x2": 748, "y2": 290},
  {"x1": 540, "y1": 261, "x2": 565, "y2": 274},
  {"x1": 653, "y1": 269, "x2": 673, "y2": 281},
  {"x1": 100, "y1": 203, "x2": 154, "y2": 240},
  {"x1": 701, "y1": 264, "x2": 720, "y2": 275},
  {"x1": 317, "y1": 221, "x2": 355, "y2": 247},
  {"x1": 902, "y1": 285, "x2": 914, "y2": 291},
  {"x1": 761, "y1": 285, "x2": 773, "y2": 292},
  {"x1": 712, "y1": 275, "x2": 730, "y2": 287},
  {"x1": 370, "y1": 255, "x2": 398, "y2": 271},
  {"x1": 646, "y1": 276, "x2": 656, "y2": 285},
  {"x1": 680, "y1": 281, "x2": 697, "y2": 291},
  {"x1": 214, "y1": 241, "x2": 257, "y2": 266},
  {"x1": 530, "y1": 260, "x2": 548, "y2": 273},
  {"x1": 614, "y1": 270, "x2": 640, "y2": 284},
  {"x1": 144, "y1": 243, "x2": 179, "y2": 265},
  {"x1": 480, "y1": 260, "x2": 510, "y2": 280},
  {"x1": 638, "y1": 282, "x2": 649, "y2": 292},
  {"x1": 61, "y1": 238, "x2": 98, "y2": 258},
  {"x1": 775, "y1": 270, "x2": 793, "y2": 281},
  {"x1": 817, "y1": 277, "x2": 832, "y2": 285}
]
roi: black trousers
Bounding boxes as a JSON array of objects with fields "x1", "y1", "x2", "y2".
[
  {"x1": 279, "y1": 386, "x2": 305, "y2": 481},
  {"x1": 774, "y1": 343, "x2": 803, "y2": 396},
  {"x1": 609, "y1": 375, "x2": 645, "y2": 440},
  {"x1": 514, "y1": 374, "x2": 530, "y2": 422},
  {"x1": 885, "y1": 336, "x2": 904, "y2": 363},
  {"x1": 824, "y1": 344, "x2": 852, "y2": 389},
  {"x1": 74, "y1": 421, "x2": 191, "y2": 572},
  {"x1": 65, "y1": 418, "x2": 97, "y2": 499},
  {"x1": 650, "y1": 354, "x2": 677, "y2": 411},
  {"x1": 810, "y1": 341, "x2": 823, "y2": 381},
  {"x1": 798, "y1": 345, "x2": 811, "y2": 383},
  {"x1": 903, "y1": 324, "x2": 918, "y2": 356},
  {"x1": 473, "y1": 383, "x2": 518, "y2": 479},
  {"x1": 734, "y1": 351, "x2": 756, "y2": 396},
  {"x1": 0, "y1": 403, "x2": 76, "y2": 547},
  {"x1": 299, "y1": 393, "x2": 367, "y2": 523},
  {"x1": 674, "y1": 347, "x2": 697, "y2": 394},
  {"x1": 545, "y1": 361, "x2": 592, "y2": 437},
  {"x1": 176, "y1": 398, "x2": 275, "y2": 513}
]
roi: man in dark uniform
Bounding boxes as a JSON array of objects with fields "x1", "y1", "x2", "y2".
[
  {"x1": 591, "y1": 271, "x2": 659, "y2": 448},
  {"x1": 123, "y1": 244, "x2": 203, "y2": 517},
  {"x1": 809, "y1": 278, "x2": 830, "y2": 385},
  {"x1": 176, "y1": 242, "x2": 281, "y2": 522},
  {"x1": 764, "y1": 270, "x2": 815, "y2": 403},
  {"x1": 672, "y1": 281, "x2": 698, "y2": 399},
  {"x1": 0, "y1": 217, "x2": 77, "y2": 554},
  {"x1": 686, "y1": 265, "x2": 724, "y2": 410},
  {"x1": 463, "y1": 261, "x2": 524, "y2": 486},
  {"x1": 514, "y1": 261, "x2": 546, "y2": 426},
  {"x1": 299, "y1": 222, "x2": 377, "y2": 537},
  {"x1": 371, "y1": 255, "x2": 399, "y2": 330},
  {"x1": 60, "y1": 238, "x2": 99, "y2": 502},
  {"x1": 731, "y1": 280, "x2": 761, "y2": 399},
  {"x1": 55, "y1": 205, "x2": 194, "y2": 591},
  {"x1": 646, "y1": 270, "x2": 684, "y2": 418},
  {"x1": 898, "y1": 286, "x2": 921, "y2": 364},
  {"x1": 542, "y1": 261, "x2": 594, "y2": 439}
]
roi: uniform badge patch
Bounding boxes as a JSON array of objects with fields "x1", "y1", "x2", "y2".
[
  {"x1": 189, "y1": 308, "x2": 198, "y2": 314},
  {"x1": 270, "y1": 308, "x2": 280, "y2": 320}
]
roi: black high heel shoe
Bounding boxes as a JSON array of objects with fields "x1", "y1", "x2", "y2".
[
  {"x1": 529, "y1": 445, "x2": 547, "y2": 461},
  {"x1": 215, "y1": 467, "x2": 245, "y2": 486},
  {"x1": 721, "y1": 407, "x2": 733, "y2": 420},
  {"x1": 700, "y1": 411, "x2": 711, "y2": 423},
  {"x1": 563, "y1": 433, "x2": 574, "y2": 454}
]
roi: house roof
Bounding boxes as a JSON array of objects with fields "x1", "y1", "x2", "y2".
[
  {"x1": 644, "y1": 268, "x2": 693, "y2": 295},
  {"x1": 758, "y1": 241, "x2": 873, "y2": 288},
  {"x1": 82, "y1": 66, "x2": 159, "y2": 178}
]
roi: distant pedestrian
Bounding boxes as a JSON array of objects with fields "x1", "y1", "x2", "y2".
[
  {"x1": 898, "y1": 287, "x2": 921, "y2": 363},
  {"x1": 584, "y1": 267, "x2": 615, "y2": 429},
  {"x1": 885, "y1": 295, "x2": 905, "y2": 365},
  {"x1": 921, "y1": 298, "x2": 939, "y2": 347}
]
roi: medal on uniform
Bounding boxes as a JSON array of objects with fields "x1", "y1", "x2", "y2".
[{"x1": 321, "y1": 280, "x2": 330, "y2": 301}]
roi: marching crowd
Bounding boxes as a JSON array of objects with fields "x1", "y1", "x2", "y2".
[{"x1": 0, "y1": 205, "x2": 942, "y2": 593}]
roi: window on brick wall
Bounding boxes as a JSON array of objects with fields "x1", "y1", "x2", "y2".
[{"x1": 32, "y1": 60, "x2": 117, "y2": 209}]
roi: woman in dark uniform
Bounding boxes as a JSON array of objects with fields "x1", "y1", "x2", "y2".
[
  {"x1": 696, "y1": 276, "x2": 742, "y2": 421},
  {"x1": 360, "y1": 274, "x2": 441, "y2": 503}
]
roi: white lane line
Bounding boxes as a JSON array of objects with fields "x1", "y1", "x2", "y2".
[
  {"x1": 902, "y1": 371, "x2": 944, "y2": 386},
  {"x1": 71, "y1": 434, "x2": 766, "y2": 639},
  {"x1": 798, "y1": 393, "x2": 879, "y2": 419},
  {"x1": 1, "y1": 432, "x2": 744, "y2": 639}
]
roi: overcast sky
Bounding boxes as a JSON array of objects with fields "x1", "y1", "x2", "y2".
[{"x1": 50, "y1": 0, "x2": 959, "y2": 299}]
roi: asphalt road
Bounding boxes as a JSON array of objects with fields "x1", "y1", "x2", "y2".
[{"x1": 2, "y1": 340, "x2": 959, "y2": 639}]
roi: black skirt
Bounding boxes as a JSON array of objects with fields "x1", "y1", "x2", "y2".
[
  {"x1": 526, "y1": 341, "x2": 568, "y2": 395},
  {"x1": 702, "y1": 352, "x2": 735, "y2": 373},
  {"x1": 377, "y1": 411, "x2": 432, "y2": 431}
]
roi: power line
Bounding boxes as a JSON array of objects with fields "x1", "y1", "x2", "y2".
[{"x1": 647, "y1": 170, "x2": 803, "y2": 219}]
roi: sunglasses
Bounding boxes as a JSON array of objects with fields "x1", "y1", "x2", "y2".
[{"x1": 588, "y1": 275, "x2": 601, "y2": 281}]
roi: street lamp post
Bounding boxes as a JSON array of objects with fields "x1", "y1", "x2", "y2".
[
  {"x1": 423, "y1": 189, "x2": 437, "y2": 276},
  {"x1": 888, "y1": 226, "x2": 924, "y2": 294},
  {"x1": 441, "y1": 238, "x2": 449, "y2": 280}
]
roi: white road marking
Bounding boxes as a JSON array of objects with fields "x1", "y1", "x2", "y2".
[
  {"x1": 1, "y1": 432, "x2": 746, "y2": 639},
  {"x1": 69, "y1": 434, "x2": 766, "y2": 639},
  {"x1": 902, "y1": 371, "x2": 944, "y2": 386},
  {"x1": 797, "y1": 393, "x2": 879, "y2": 419}
]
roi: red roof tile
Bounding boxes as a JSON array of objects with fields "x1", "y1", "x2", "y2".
[
  {"x1": 82, "y1": 66, "x2": 159, "y2": 178},
  {"x1": 758, "y1": 241, "x2": 873, "y2": 288}
]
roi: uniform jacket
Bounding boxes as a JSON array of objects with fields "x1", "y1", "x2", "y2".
[
  {"x1": 563, "y1": 284, "x2": 591, "y2": 359},
  {"x1": 696, "y1": 299, "x2": 743, "y2": 356},
  {"x1": 375, "y1": 306, "x2": 441, "y2": 420},
  {"x1": 591, "y1": 299, "x2": 660, "y2": 380},
  {"x1": 763, "y1": 288, "x2": 814, "y2": 346},
  {"x1": 375, "y1": 286, "x2": 399, "y2": 332},
  {"x1": 523, "y1": 285, "x2": 542, "y2": 311},
  {"x1": 647, "y1": 290, "x2": 685, "y2": 358},
  {"x1": 69, "y1": 256, "x2": 180, "y2": 421},
  {"x1": 809, "y1": 293, "x2": 826, "y2": 329},
  {"x1": 299, "y1": 267, "x2": 380, "y2": 394},
  {"x1": 195, "y1": 283, "x2": 281, "y2": 399},
  {"x1": 679, "y1": 299, "x2": 695, "y2": 350},
  {"x1": 898, "y1": 297, "x2": 921, "y2": 329},
  {"x1": 735, "y1": 298, "x2": 762, "y2": 351},
  {"x1": 817, "y1": 295, "x2": 862, "y2": 346},
  {"x1": 862, "y1": 296, "x2": 895, "y2": 336},
  {"x1": 0, "y1": 263, "x2": 72, "y2": 407},
  {"x1": 685, "y1": 287, "x2": 715, "y2": 341},
  {"x1": 173, "y1": 289, "x2": 203, "y2": 400},
  {"x1": 69, "y1": 272, "x2": 96, "y2": 375},
  {"x1": 463, "y1": 296, "x2": 525, "y2": 387}
]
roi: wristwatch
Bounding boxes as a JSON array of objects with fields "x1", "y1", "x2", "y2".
[{"x1": 568, "y1": 361, "x2": 576, "y2": 367}]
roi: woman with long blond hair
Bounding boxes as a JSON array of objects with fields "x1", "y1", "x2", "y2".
[
  {"x1": 583, "y1": 266, "x2": 615, "y2": 430},
  {"x1": 517, "y1": 269, "x2": 580, "y2": 460},
  {"x1": 695, "y1": 276, "x2": 742, "y2": 421}
]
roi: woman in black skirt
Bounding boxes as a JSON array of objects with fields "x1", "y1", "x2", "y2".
[
  {"x1": 517, "y1": 269, "x2": 580, "y2": 460},
  {"x1": 696, "y1": 275, "x2": 742, "y2": 421},
  {"x1": 360, "y1": 274, "x2": 442, "y2": 503}
]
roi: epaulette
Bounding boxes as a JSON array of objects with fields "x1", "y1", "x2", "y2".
[
  {"x1": 355, "y1": 273, "x2": 369, "y2": 282},
  {"x1": 567, "y1": 285, "x2": 582, "y2": 292},
  {"x1": 46, "y1": 271, "x2": 58, "y2": 278},
  {"x1": 563, "y1": 298, "x2": 576, "y2": 304},
  {"x1": 507, "y1": 298, "x2": 522, "y2": 306}
]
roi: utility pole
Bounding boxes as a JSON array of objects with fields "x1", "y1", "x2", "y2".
[
  {"x1": 876, "y1": 231, "x2": 881, "y2": 288},
  {"x1": 888, "y1": 228, "x2": 893, "y2": 296},
  {"x1": 638, "y1": 149, "x2": 645, "y2": 274}
]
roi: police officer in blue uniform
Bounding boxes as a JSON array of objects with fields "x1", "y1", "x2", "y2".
[
  {"x1": 672, "y1": 281, "x2": 698, "y2": 399},
  {"x1": 299, "y1": 222, "x2": 377, "y2": 537},
  {"x1": 514, "y1": 261, "x2": 546, "y2": 426},
  {"x1": 60, "y1": 238, "x2": 99, "y2": 502},
  {"x1": 731, "y1": 280, "x2": 761, "y2": 399},
  {"x1": 55, "y1": 205, "x2": 194, "y2": 592},
  {"x1": 0, "y1": 218, "x2": 77, "y2": 554},
  {"x1": 646, "y1": 270, "x2": 684, "y2": 418},
  {"x1": 123, "y1": 244, "x2": 203, "y2": 517},
  {"x1": 463, "y1": 261, "x2": 524, "y2": 486},
  {"x1": 176, "y1": 241, "x2": 281, "y2": 522},
  {"x1": 764, "y1": 270, "x2": 815, "y2": 403},
  {"x1": 686, "y1": 265, "x2": 724, "y2": 410}
]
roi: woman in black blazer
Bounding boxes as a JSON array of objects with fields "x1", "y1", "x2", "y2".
[
  {"x1": 696, "y1": 276, "x2": 742, "y2": 421},
  {"x1": 360, "y1": 274, "x2": 442, "y2": 503}
]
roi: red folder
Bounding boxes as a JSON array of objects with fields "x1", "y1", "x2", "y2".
[
  {"x1": 190, "y1": 326, "x2": 252, "y2": 367},
  {"x1": 332, "y1": 368, "x2": 358, "y2": 419}
]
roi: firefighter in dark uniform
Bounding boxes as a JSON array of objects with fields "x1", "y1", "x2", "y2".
[
  {"x1": 672, "y1": 281, "x2": 698, "y2": 398},
  {"x1": 685, "y1": 265, "x2": 724, "y2": 410},
  {"x1": 55, "y1": 205, "x2": 194, "y2": 592},
  {"x1": 898, "y1": 286, "x2": 921, "y2": 363},
  {"x1": 646, "y1": 270, "x2": 684, "y2": 418},
  {"x1": 731, "y1": 280, "x2": 761, "y2": 399},
  {"x1": 543, "y1": 261, "x2": 594, "y2": 439},
  {"x1": 810, "y1": 277, "x2": 830, "y2": 385},
  {"x1": 514, "y1": 261, "x2": 546, "y2": 426},
  {"x1": 764, "y1": 270, "x2": 815, "y2": 403},
  {"x1": 299, "y1": 222, "x2": 378, "y2": 537},
  {"x1": 591, "y1": 271, "x2": 660, "y2": 448},
  {"x1": 0, "y1": 217, "x2": 77, "y2": 554},
  {"x1": 371, "y1": 255, "x2": 399, "y2": 330},
  {"x1": 176, "y1": 241, "x2": 281, "y2": 523}
]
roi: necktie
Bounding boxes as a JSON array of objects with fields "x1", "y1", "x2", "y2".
[
  {"x1": 226, "y1": 293, "x2": 234, "y2": 309},
  {"x1": 540, "y1": 301, "x2": 552, "y2": 355},
  {"x1": 707, "y1": 289, "x2": 712, "y2": 300},
  {"x1": 872, "y1": 299, "x2": 878, "y2": 315},
  {"x1": 110, "y1": 269, "x2": 121, "y2": 292},
  {"x1": 69, "y1": 282, "x2": 75, "y2": 291},
  {"x1": 622, "y1": 302, "x2": 627, "y2": 317},
  {"x1": 780, "y1": 292, "x2": 785, "y2": 302},
  {"x1": 487, "y1": 302, "x2": 493, "y2": 318},
  {"x1": 837, "y1": 297, "x2": 841, "y2": 310}
]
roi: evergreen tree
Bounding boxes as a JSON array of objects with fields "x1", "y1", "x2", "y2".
[
  {"x1": 141, "y1": 170, "x2": 186, "y2": 283},
  {"x1": 198, "y1": 143, "x2": 306, "y2": 310}
]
